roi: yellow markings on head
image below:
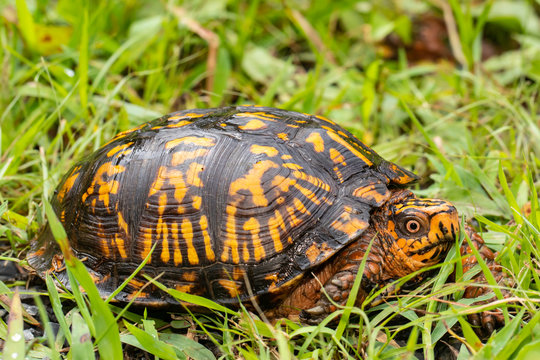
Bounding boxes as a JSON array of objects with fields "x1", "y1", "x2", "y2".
[
  {"x1": 281, "y1": 154, "x2": 293, "y2": 160},
  {"x1": 107, "y1": 142, "x2": 134, "y2": 158},
  {"x1": 218, "y1": 279, "x2": 241, "y2": 298},
  {"x1": 58, "y1": 169, "x2": 80, "y2": 202},
  {"x1": 329, "y1": 148, "x2": 347, "y2": 166},
  {"x1": 306, "y1": 132, "x2": 325, "y2": 153},
  {"x1": 277, "y1": 133, "x2": 289, "y2": 141},
  {"x1": 186, "y1": 162, "x2": 204, "y2": 187},
  {"x1": 181, "y1": 219, "x2": 199, "y2": 265},
  {"x1": 244, "y1": 217, "x2": 265, "y2": 261},
  {"x1": 283, "y1": 163, "x2": 303, "y2": 170},
  {"x1": 199, "y1": 215, "x2": 215, "y2": 261},
  {"x1": 239, "y1": 119, "x2": 267, "y2": 131},
  {"x1": 192, "y1": 195, "x2": 202, "y2": 209},
  {"x1": 250, "y1": 144, "x2": 279, "y2": 157},
  {"x1": 306, "y1": 243, "x2": 321, "y2": 263},
  {"x1": 115, "y1": 212, "x2": 129, "y2": 259},
  {"x1": 171, "y1": 222, "x2": 182, "y2": 265},
  {"x1": 167, "y1": 120, "x2": 192, "y2": 128},
  {"x1": 166, "y1": 136, "x2": 215, "y2": 149},
  {"x1": 326, "y1": 131, "x2": 373, "y2": 166},
  {"x1": 141, "y1": 228, "x2": 153, "y2": 263},
  {"x1": 171, "y1": 148, "x2": 209, "y2": 166}
]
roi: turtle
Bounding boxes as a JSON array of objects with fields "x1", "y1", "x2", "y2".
[{"x1": 29, "y1": 106, "x2": 507, "y2": 330}]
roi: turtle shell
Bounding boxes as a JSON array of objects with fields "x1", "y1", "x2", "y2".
[{"x1": 29, "y1": 106, "x2": 418, "y2": 307}]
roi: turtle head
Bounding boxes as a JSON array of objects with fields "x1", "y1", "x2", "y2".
[{"x1": 376, "y1": 192, "x2": 459, "y2": 273}]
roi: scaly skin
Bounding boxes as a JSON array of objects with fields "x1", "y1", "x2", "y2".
[{"x1": 277, "y1": 202, "x2": 510, "y2": 336}]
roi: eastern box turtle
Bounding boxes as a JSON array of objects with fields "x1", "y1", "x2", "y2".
[{"x1": 29, "y1": 106, "x2": 506, "y2": 328}]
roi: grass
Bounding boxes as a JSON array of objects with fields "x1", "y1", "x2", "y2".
[{"x1": 1, "y1": 0, "x2": 539, "y2": 358}]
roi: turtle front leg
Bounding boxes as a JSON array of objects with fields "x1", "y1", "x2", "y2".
[
  {"x1": 459, "y1": 224, "x2": 513, "y2": 335},
  {"x1": 300, "y1": 258, "x2": 383, "y2": 324}
]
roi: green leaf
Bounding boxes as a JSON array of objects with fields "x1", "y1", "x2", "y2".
[
  {"x1": 45, "y1": 275, "x2": 72, "y2": 345},
  {"x1": 515, "y1": 339, "x2": 540, "y2": 360},
  {"x1": 78, "y1": 7, "x2": 89, "y2": 112},
  {"x1": 210, "y1": 46, "x2": 231, "y2": 106},
  {"x1": 160, "y1": 333, "x2": 217, "y2": 360},
  {"x1": 124, "y1": 321, "x2": 178, "y2": 360},
  {"x1": 2, "y1": 291, "x2": 25, "y2": 360},
  {"x1": 43, "y1": 199, "x2": 123, "y2": 359},
  {"x1": 71, "y1": 313, "x2": 95, "y2": 359},
  {"x1": 15, "y1": 0, "x2": 36, "y2": 50},
  {"x1": 456, "y1": 315, "x2": 482, "y2": 353},
  {"x1": 146, "y1": 275, "x2": 237, "y2": 315}
]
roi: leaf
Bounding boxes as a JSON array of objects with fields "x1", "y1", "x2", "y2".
[
  {"x1": 210, "y1": 46, "x2": 231, "y2": 106},
  {"x1": 71, "y1": 313, "x2": 95, "y2": 359},
  {"x1": 242, "y1": 46, "x2": 292, "y2": 83},
  {"x1": 124, "y1": 321, "x2": 178, "y2": 360},
  {"x1": 2, "y1": 291, "x2": 25, "y2": 360},
  {"x1": 160, "y1": 333, "x2": 217, "y2": 360},
  {"x1": 515, "y1": 339, "x2": 540, "y2": 360},
  {"x1": 43, "y1": 199, "x2": 123, "y2": 359},
  {"x1": 15, "y1": 0, "x2": 36, "y2": 50},
  {"x1": 456, "y1": 315, "x2": 482, "y2": 353}
]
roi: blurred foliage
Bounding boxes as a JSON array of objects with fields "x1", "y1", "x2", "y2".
[{"x1": 1, "y1": 0, "x2": 540, "y2": 359}]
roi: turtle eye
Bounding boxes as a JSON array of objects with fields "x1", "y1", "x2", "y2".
[{"x1": 406, "y1": 219, "x2": 421, "y2": 233}]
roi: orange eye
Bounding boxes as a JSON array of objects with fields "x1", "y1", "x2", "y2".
[{"x1": 406, "y1": 219, "x2": 421, "y2": 233}]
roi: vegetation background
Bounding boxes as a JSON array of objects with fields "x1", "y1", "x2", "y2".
[{"x1": 1, "y1": 0, "x2": 539, "y2": 359}]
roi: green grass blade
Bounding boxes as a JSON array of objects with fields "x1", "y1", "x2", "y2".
[
  {"x1": 2, "y1": 291, "x2": 25, "y2": 360},
  {"x1": 43, "y1": 199, "x2": 123, "y2": 359},
  {"x1": 33, "y1": 295, "x2": 61, "y2": 360},
  {"x1": 45, "y1": 274, "x2": 73, "y2": 345},
  {"x1": 499, "y1": 162, "x2": 523, "y2": 225},
  {"x1": 145, "y1": 274, "x2": 237, "y2": 315},
  {"x1": 400, "y1": 99, "x2": 462, "y2": 186},
  {"x1": 78, "y1": 7, "x2": 89, "y2": 112},
  {"x1": 335, "y1": 234, "x2": 375, "y2": 339},
  {"x1": 15, "y1": 0, "x2": 36, "y2": 50},
  {"x1": 124, "y1": 320, "x2": 178, "y2": 360},
  {"x1": 71, "y1": 312, "x2": 95, "y2": 359}
]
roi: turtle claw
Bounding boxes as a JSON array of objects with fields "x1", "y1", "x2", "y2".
[{"x1": 305, "y1": 305, "x2": 325, "y2": 316}]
